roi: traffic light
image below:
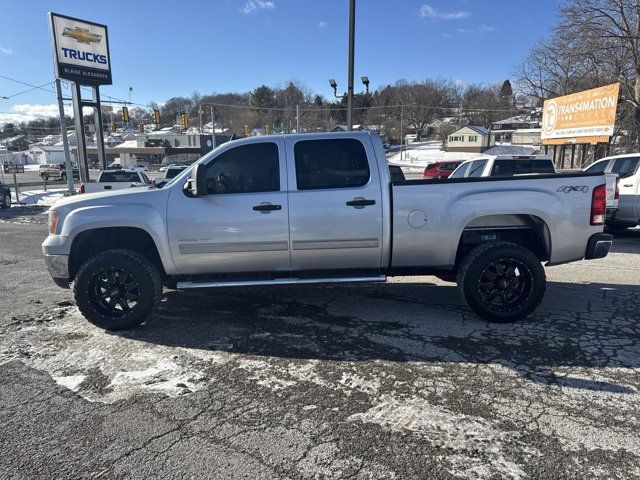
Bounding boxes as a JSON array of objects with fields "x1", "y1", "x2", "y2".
[
  {"x1": 181, "y1": 113, "x2": 188, "y2": 129},
  {"x1": 264, "y1": 123, "x2": 270, "y2": 135},
  {"x1": 243, "y1": 123, "x2": 249, "y2": 136},
  {"x1": 153, "y1": 109, "x2": 160, "y2": 125},
  {"x1": 122, "y1": 106, "x2": 129, "y2": 122},
  {"x1": 110, "y1": 121, "x2": 116, "y2": 133},
  {"x1": 139, "y1": 123, "x2": 145, "y2": 134}
]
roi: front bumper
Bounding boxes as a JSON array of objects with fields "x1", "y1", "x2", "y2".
[
  {"x1": 44, "y1": 254, "x2": 70, "y2": 288},
  {"x1": 585, "y1": 233, "x2": 613, "y2": 260}
]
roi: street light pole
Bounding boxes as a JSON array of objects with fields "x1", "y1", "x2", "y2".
[{"x1": 346, "y1": 0, "x2": 355, "y2": 131}]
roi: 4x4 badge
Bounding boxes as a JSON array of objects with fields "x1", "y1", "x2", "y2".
[{"x1": 557, "y1": 185, "x2": 589, "y2": 193}]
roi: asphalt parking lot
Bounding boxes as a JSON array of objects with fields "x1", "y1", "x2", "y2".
[{"x1": 1, "y1": 206, "x2": 639, "y2": 479}]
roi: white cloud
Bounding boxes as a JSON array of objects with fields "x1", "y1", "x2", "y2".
[
  {"x1": 419, "y1": 4, "x2": 470, "y2": 20},
  {"x1": 0, "y1": 103, "x2": 73, "y2": 125},
  {"x1": 457, "y1": 24, "x2": 495, "y2": 34},
  {"x1": 0, "y1": 47, "x2": 12, "y2": 55},
  {"x1": 318, "y1": 21, "x2": 327, "y2": 28},
  {"x1": 241, "y1": 0, "x2": 275, "y2": 14}
]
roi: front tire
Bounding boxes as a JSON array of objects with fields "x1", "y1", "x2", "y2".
[
  {"x1": 0, "y1": 192, "x2": 10, "y2": 209},
  {"x1": 456, "y1": 242, "x2": 546, "y2": 323},
  {"x1": 73, "y1": 249, "x2": 162, "y2": 330}
]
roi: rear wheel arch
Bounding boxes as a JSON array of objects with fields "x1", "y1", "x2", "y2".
[{"x1": 454, "y1": 214, "x2": 551, "y2": 268}]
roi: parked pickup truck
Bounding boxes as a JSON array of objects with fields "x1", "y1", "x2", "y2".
[
  {"x1": 80, "y1": 169, "x2": 149, "y2": 194},
  {"x1": 43, "y1": 132, "x2": 612, "y2": 330},
  {"x1": 39, "y1": 163, "x2": 80, "y2": 182},
  {"x1": 584, "y1": 153, "x2": 639, "y2": 230}
]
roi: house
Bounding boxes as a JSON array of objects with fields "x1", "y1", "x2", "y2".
[
  {"x1": 29, "y1": 145, "x2": 70, "y2": 165},
  {"x1": 330, "y1": 124, "x2": 370, "y2": 132},
  {"x1": 1, "y1": 135, "x2": 29, "y2": 151},
  {"x1": 491, "y1": 116, "x2": 538, "y2": 142},
  {"x1": 512, "y1": 129, "x2": 542, "y2": 146},
  {"x1": 446, "y1": 125, "x2": 494, "y2": 153}
]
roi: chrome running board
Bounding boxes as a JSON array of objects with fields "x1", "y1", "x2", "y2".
[{"x1": 177, "y1": 275, "x2": 386, "y2": 289}]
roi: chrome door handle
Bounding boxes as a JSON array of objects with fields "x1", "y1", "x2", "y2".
[
  {"x1": 346, "y1": 197, "x2": 376, "y2": 208},
  {"x1": 623, "y1": 184, "x2": 633, "y2": 187}
]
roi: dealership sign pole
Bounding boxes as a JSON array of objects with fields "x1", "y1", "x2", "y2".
[{"x1": 49, "y1": 12, "x2": 112, "y2": 183}]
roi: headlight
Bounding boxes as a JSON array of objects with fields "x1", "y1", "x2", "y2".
[{"x1": 49, "y1": 210, "x2": 59, "y2": 235}]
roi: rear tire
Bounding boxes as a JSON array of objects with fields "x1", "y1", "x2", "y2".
[
  {"x1": 456, "y1": 242, "x2": 546, "y2": 323},
  {"x1": 73, "y1": 249, "x2": 162, "y2": 330}
]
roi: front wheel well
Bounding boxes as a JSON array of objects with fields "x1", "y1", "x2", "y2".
[{"x1": 68, "y1": 227, "x2": 165, "y2": 280}]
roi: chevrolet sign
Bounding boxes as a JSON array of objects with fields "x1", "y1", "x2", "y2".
[{"x1": 49, "y1": 13, "x2": 112, "y2": 85}]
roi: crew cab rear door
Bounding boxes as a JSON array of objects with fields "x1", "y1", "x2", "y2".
[{"x1": 285, "y1": 135, "x2": 384, "y2": 271}]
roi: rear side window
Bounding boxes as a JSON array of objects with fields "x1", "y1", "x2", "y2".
[
  {"x1": 585, "y1": 160, "x2": 608, "y2": 173},
  {"x1": 611, "y1": 157, "x2": 640, "y2": 178},
  {"x1": 100, "y1": 171, "x2": 141, "y2": 182},
  {"x1": 491, "y1": 160, "x2": 515, "y2": 176},
  {"x1": 442, "y1": 162, "x2": 459, "y2": 170},
  {"x1": 531, "y1": 160, "x2": 555, "y2": 174},
  {"x1": 468, "y1": 160, "x2": 487, "y2": 177},
  {"x1": 295, "y1": 139, "x2": 370, "y2": 190}
]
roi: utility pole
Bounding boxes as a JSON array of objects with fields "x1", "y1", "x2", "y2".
[
  {"x1": 346, "y1": 0, "x2": 355, "y2": 131},
  {"x1": 210, "y1": 106, "x2": 216, "y2": 150},
  {"x1": 198, "y1": 105, "x2": 203, "y2": 132},
  {"x1": 399, "y1": 103, "x2": 404, "y2": 162},
  {"x1": 55, "y1": 79, "x2": 74, "y2": 194},
  {"x1": 296, "y1": 104, "x2": 300, "y2": 133}
]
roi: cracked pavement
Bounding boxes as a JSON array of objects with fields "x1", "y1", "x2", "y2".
[{"x1": 1, "y1": 208, "x2": 639, "y2": 479}]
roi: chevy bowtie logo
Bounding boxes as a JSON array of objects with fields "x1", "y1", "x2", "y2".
[{"x1": 62, "y1": 27, "x2": 102, "y2": 44}]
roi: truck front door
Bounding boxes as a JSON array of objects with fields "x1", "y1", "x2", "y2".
[
  {"x1": 285, "y1": 136, "x2": 384, "y2": 271},
  {"x1": 167, "y1": 139, "x2": 290, "y2": 274}
]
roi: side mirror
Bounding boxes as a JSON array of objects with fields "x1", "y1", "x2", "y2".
[{"x1": 190, "y1": 163, "x2": 208, "y2": 196}]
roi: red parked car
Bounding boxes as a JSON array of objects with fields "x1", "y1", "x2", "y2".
[{"x1": 422, "y1": 161, "x2": 463, "y2": 179}]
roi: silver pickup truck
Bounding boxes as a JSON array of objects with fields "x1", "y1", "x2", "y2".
[{"x1": 43, "y1": 132, "x2": 612, "y2": 330}]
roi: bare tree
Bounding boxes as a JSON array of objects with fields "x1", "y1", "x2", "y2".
[{"x1": 395, "y1": 79, "x2": 458, "y2": 141}]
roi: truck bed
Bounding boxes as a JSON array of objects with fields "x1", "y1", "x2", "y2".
[{"x1": 390, "y1": 171, "x2": 607, "y2": 268}]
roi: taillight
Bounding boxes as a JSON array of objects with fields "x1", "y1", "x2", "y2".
[
  {"x1": 590, "y1": 183, "x2": 606, "y2": 225},
  {"x1": 79, "y1": 183, "x2": 85, "y2": 194},
  {"x1": 614, "y1": 176, "x2": 620, "y2": 200}
]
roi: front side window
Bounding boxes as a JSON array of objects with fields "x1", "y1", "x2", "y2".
[
  {"x1": 205, "y1": 142, "x2": 280, "y2": 194},
  {"x1": 295, "y1": 139, "x2": 369, "y2": 190},
  {"x1": 611, "y1": 157, "x2": 640, "y2": 178},
  {"x1": 468, "y1": 159, "x2": 487, "y2": 177},
  {"x1": 449, "y1": 162, "x2": 470, "y2": 178}
]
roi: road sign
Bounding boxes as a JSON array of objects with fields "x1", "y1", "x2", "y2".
[
  {"x1": 49, "y1": 12, "x2": 112, "y2": 85},
  {"x1": 3, "y1": 164, "x2": 25, "y2": 174}
]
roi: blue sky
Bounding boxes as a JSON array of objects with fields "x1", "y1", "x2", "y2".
[{"x1": 0, "y1": 0, "x2": 561, "y2": 124}]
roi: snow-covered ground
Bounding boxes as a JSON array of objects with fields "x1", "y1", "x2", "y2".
[
  {"x1": 11, "y1": 188, "x2": 68, "y2": 207},
  {"x1": 387, "y1": 141, "x2": 540, "y2": 170}
]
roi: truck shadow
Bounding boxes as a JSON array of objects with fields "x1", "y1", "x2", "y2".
[{"x1": 117, "y1": 279, "x2": 640, "y2": 395}]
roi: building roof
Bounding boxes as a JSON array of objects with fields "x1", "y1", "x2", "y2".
[
  {"x1": 492, "y1": 116, "x2": 529, "y2": 125},
  {"x1": 451, "y1": 125, "x2": 489, "y2": 136}
]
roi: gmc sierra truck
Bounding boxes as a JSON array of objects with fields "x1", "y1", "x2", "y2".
[{"x1": 43, "y1": 132, "x2": 612, "y2": 330}]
